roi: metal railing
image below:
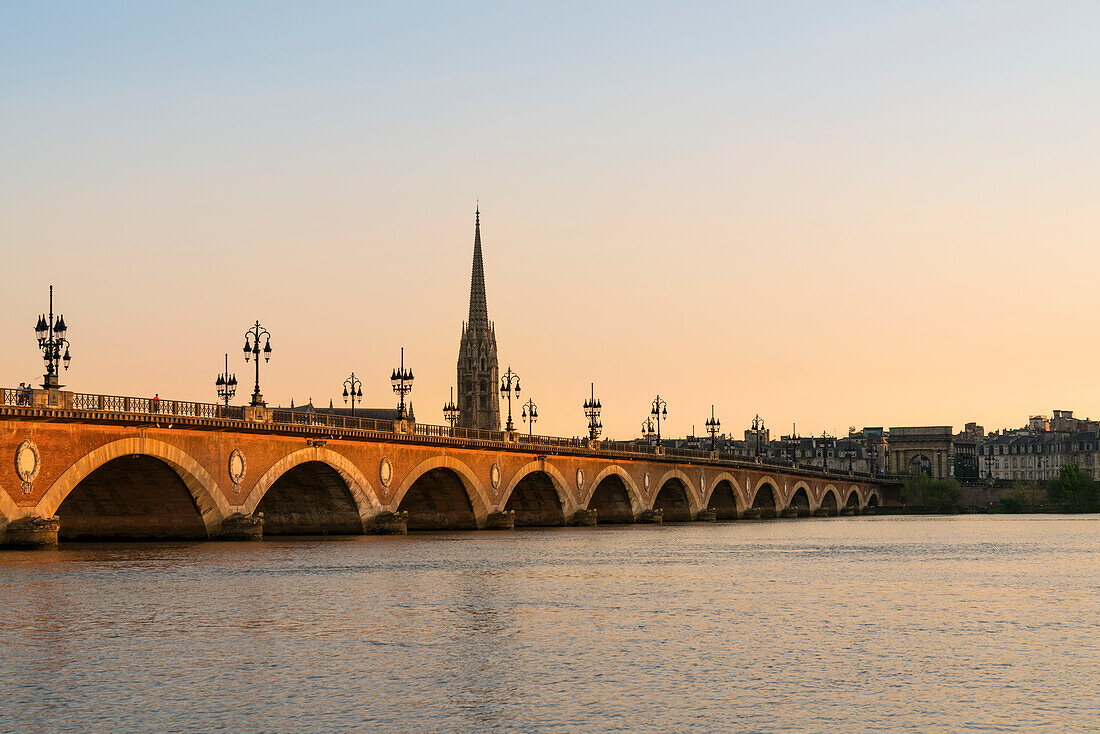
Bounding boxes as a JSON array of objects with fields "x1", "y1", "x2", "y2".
[{"x1": 0, "y1": 385, "x2": 876, "y2": 479}]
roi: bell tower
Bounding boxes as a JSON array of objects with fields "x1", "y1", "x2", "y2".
[{"x1": 457, "y1": 206, "x2": 501, "y2": 431}]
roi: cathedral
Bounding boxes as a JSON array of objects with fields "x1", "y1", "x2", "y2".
[{"x1": 456, "y1": 207, "x2": 501, "y2": 430}]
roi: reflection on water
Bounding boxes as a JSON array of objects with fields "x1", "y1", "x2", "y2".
[{"x1": 1, "y1": 516, "x2": 1097, "y2": 733}]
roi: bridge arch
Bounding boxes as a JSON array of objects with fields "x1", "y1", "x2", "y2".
[
  {"x1": 788, "y1": 486, "x2": 811, "y2": 516},
  {"x1": 585, "y1": 465, "x2": 644, "y2": 523},
  {"x1": 750, "y1": 476, "x2": 782, "y2": 517},
  {"x1": 653, "y1": 468, "x2": 700, "y2": 521},
  {"x1": 844, "y1": 487, "x2": 862, "y2": 510},
  {"x1": 704, "y1": 472, "x2": 745, "y2": 519},
  {"x1": 393, "y1": 455, "x2": 491, "y2": 530},
  {"x1": 244, "y1": 447, "x2": 378, "y2": 535},
  {"x1": 37, "y1": 437, "x2": 229, "y2": 537},
  {"x1": 500, "y1": 461, "x2": 574, "y2": 526},
  {"x1": 819, "y1": 487, "x2": 840, "y2": 516},
  {"x1": 865, "y1": 487, "x2": 880, "y2": 507}
]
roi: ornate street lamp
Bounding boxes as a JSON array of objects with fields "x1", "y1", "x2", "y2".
[
  {"x1": 650, "y1": 395, "x2": 668, "y2": 446},
  {"x1": 583, "y1": 382, "x2": 602, "y2": 440},
  {"x1": 500, "y1": 366, "x2": 521, "y2": 432},
  {"x1": 391, "y1": 348, "x2": 414, "y2": 420},
  {"x1": 215, "y1": 353, "x2": 237, "y2": 412},
  {"x1": 243, "y1": 321, "x2": 272, "y2": 406},
  {"x1": 521, "y1": 398, "x2": 538, "y2": 437},
  {"x1": 343, "y1": 372, "x2": 363, "y2": 416},
  {"x1": 705, "y1": 405, "x2": 721, "y2": 451},
  {"x1": 820, "y1": 430, "x2": 830, "y2": 470},
  {"x1": 641, "y1": 416, "x2": 656, "y2": 445},
  {"x1": 751, "y1": 414, "x2": 766, "y2": 459},
  {"x1": 35, "y1": 285, "x2": 71, "y2": 390},
  {"x1": 443, "y1": 387, "x2": 460, "y2": 428}
]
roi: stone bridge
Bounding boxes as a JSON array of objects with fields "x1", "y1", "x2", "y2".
[{"x1": 0, "y1": 388, "x2": 885, "y2": 547}]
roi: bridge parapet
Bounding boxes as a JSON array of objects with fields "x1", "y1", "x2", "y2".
[{"x1": 0, "y1": 386, "x2": 877, "y2": 482}]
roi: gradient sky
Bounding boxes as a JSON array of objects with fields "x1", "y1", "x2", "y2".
[{"x1": 3, "y1": 1, "x2": 1099, "y2": 439}]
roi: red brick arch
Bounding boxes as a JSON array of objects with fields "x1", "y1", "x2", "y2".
[
  {"x1": 499, "y1": 460, "x2": 577, "y2": 516},
  {"x1": 35, "y1": 437, "x2": 230, "y2": 535},
  {"x1": 240, "y1": 446, "x2": 380, "y2": 528},
  {"x1": 390, "y1": 455, "x2": 492, "y2": 527}
]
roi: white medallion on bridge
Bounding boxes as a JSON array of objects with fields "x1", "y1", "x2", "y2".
[
  {"x1": 228, "y1": 449, "x2": 246, "y2": 493},
  {"x1": 15, "y1": 439, "x2": 40, "y2": 495},
  {"x1": 490, "y1": 463, "x2": 501, "y2": 490},
  {"x1": 379, "y1": 457, "x2": 393, "y2": 489},
  {"x1": 643, "y1": 472, "x2": 650, "y2": 492},
  {"x1": 575, "y1": 467, "x2": 585, "y2": 491}
]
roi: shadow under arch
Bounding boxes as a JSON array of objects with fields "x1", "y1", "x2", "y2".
[
  {"x1": 36, "y1": 437, "x2": 229, "y2": 536},
  {"x1": 788, "y1": 486, "x2": 811, "y2": 516},
  {"x1": 844, "y1": 487, "x2": 861, "y2": 509},
  {"x1": 653, "y1": 468, "x2": 699, "y2": 522},
  {"x1": 819, "y1": 487, "x2": 840, "y2": 515},
  {"x1": 243, "y1": 447, "x2": 378, "y2": 534},
  {"x1": 750, "y1": 477, "x2": 783, "y2": 518},
  {"x1": 586, "y1": 465, "x2": 644, "y2": 523},
  {"x1": 392, "y1": 456, "x2": 491, "y2": 530},
  {"x1": 500, "y1": 461, "x2": 574, "y2": 526},
  {"x1": 705, "y1": 473, "x2": 744, "y2": 519}
]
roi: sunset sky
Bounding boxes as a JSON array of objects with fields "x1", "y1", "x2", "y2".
[{"x1": 3, "y1": 2, "x2": 1099, "y2": 439}]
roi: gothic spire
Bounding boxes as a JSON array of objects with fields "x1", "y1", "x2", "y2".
[{"x1": 467, "y1": 204, "x2": 489, "y2": 328}]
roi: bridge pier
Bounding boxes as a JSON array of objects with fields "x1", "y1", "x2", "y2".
[
  {"x1": 570, "y1": 509, "x2": 598, "y2": 526},
  {"x1": 369, "y1": 511, "x2": 409, "y2": 535},
  {"x1": 212, "y1": 512, "x2": 264, "y2": 541},
  {"x1": 486, "y1": 510, "x2": 515, "y2": 530},
  {"x1": 740, "y1": 508, "x2": 763, "y2": 520},
  {"x1": 639, "y1": 509, "x2": 663, "y2": 524},
  {"x1": 780, "y1": 507, "x2": 799, "y2": 518},
  {"x1": 694, "y1": 508, "x2": 717, "y2": 522},
  {"x1": 1, "y1": 516, "x2": 60, "y2": 549}
]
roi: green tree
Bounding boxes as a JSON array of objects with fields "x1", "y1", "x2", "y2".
[
  {"x1": 902, "y1": 474, "x2": 963, "y2": 513},
  {"x1": 1047, "y1": 464, "x2": 1099, "y2": 513}
]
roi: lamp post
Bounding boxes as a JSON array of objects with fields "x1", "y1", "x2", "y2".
[
  {"x1": 242, "y1": 321, "x2": 272, "y2": 406},
  {"x1": 343, "y1": 372, "x2": 363, "y2": 417},
  {"x1": 500, "y1": 366, "x2": 521, "y2": 432},
  {"x1": 443, "y1": 387, "x2": 460, "y2": 428},
  {"x1": 820, "y1": 430, "x2": 830, "y2": 470},
  {"x1": 705, "y1": 405, "x2": 721, "y2": 451},
  {"x1": 34, "y1": 285, "x2": 71, "y2": 390},
  {"x1": 215, "y1": 353, "x2": 237, "y2": 413},
  {"x1": 641, "y1": 417, "x2": 656, "y2": 445},
  {"x1": 650, "y1": 395, "x2": 668, "y2": 446},
  {"x1": 584, "y1": 383, "x2": 602, "y2": 440},
  {"x1": 391, "y1": 348, "x2": 414, "y2": 420},
  {"x1": 751, "y1": 414, "x2": 765, "y2": 459},
  {"x1": 521, "y1": 398, "x2": 538, "y2": 437},
  {"x1": 985, "y1": 447, "x2": 993, "y2": 483}
]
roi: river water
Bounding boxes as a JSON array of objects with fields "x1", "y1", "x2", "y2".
[{"x1": 0, "y1": 515, "x2": 1096, "y2": 733}]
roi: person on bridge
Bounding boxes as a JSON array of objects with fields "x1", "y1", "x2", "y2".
[{"x1": 152, "y1": 394, "x2": 160, "y2": 414}]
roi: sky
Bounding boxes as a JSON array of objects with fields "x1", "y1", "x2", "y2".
[{"x1": 2, "y1": 1, "x2": 1099, "y2": 440}]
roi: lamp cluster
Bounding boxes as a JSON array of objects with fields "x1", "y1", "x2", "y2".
[
  {"x1": 243, "y1": 321, "x2": 273, "y2": 406},
  {"x1": 500, "y1": 366, "x2": 521, "y2": 432},
  {"x1": 34, "y1": 286, "x2": 71, "y2": 390},
  {"x1": 215, "y1": 353, "x2": 238, "y2": 411},
  {"x1": 584, "y1": 383, "x2": 602, "y2": 440},
  {"x1": 391, "y1": 348, "x2": 414, "y2": 420},
  {"x1": 343, "y1": 372, "x2": 363, "y2": 416}
]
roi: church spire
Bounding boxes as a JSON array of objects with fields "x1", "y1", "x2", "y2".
[{"x1": 468, "y1": 204, "x2": 489, "y2": 328}]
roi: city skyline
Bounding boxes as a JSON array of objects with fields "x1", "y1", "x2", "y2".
[{"x1": 3, "y1": 3, "x2": 1100, "y2": 437}]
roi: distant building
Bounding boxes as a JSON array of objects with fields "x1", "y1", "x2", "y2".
[
  {"x1": 980, "y1": 410, "x2": 1100, "y2": 481},
  {"x1": 886, "y1": 426, "x2": 955, "y2": 479}
]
